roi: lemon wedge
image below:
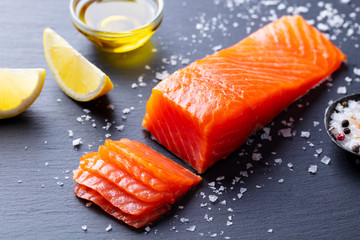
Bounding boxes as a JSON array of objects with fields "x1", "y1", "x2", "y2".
[
  {"x1": 0, "y1": 68, "x2": 45, "y2": 120},
  {"x1": 43, "y1": 28, "x2": 114, "y2": 102}
]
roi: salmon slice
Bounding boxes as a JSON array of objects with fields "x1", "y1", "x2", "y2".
[
  {"x1": 74, "y1": 184, "x2": 171, "y2": 228},
  {"x1": 73, "y1": 138, "x2": 202, "y2": 228},
  {"x1": 83, "y1": 149, "x2": 184, "y2": 204},
  {"x1": 142, "y1": 15, "x2": 346, "y2": 173},
  {"x1": 104, "y1": 139, "x2": 202, "y2": 190},
  {"x1": 73, "y1": 168, "x2": 168, "y2": 216}
]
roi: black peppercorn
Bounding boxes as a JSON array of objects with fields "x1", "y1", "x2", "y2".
[
  {"x1": 343, "y1": 128, "x2": 351, "y2": 134},
  {"x1": 352, "y1": 145, "x2": 359, "y2": 153},
  {"x1": 341, "y1": 119, "x2": 349, "y2": 127}
]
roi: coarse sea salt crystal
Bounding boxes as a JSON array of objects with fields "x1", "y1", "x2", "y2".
[
  {"x1": 337, "y1": 86, "x2": 347, "y2": 94},
  {"x1": 321, "y1": 156, "x2": 331, "y2": 165},
  {"x1": 252, "y1": 153, "x2": 262, "y2": 161},
  {"x1": 209, "y1": 195, "x2": 218, "y2": 202},
  {"x1": 105, "y1": 224, "x2": 112, "y2": 232},
  {"x1": 186, "y1": 225, "x2": 196, "y2": 232},
  {"x1": 115, "y1": 125, "x2": 125, "y2": 131},
  {"x1": 308, "y1": 165, "x2": 318, "y2": 174},
  {"x1": 278, "y1": 178, "x2": 284, "y2": 183},
  {"x1": 268, "y1": 229, "x2": 273, "y2": 233},
  {"x1": 68, "y1": 130, "x2": 73, "y2": 137},
  {"x1": 155, "y1": 71, "x2": 169, "y2": 80},
  {"x1": 301, "y1": 131, "x2": 311, "y2": 138},
  {"x1": 72, "y1": 138, "x2": 82, "y2": 147},
  {"x1": 274, "y1": 158, "x2": 282, "y2": 164},
  {"x1": 279, "y1": 128, "x2": 292, "y2": 137},
  {"x1": 81, "y1": 225, "x2": 87, "y2": 231},
  {"x1": 354, "y1": 67, "x2": 360, "y2": 76},
  {"x1": 216, "y1": 176, "x2": 225, "y2": 181}
]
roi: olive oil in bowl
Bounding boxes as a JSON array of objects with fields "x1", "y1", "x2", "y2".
[{"x1": 70, "y1": 0, "x2": 164, "y2": 53}]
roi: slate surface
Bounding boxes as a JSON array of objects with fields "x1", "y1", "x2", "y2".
[{"x1": 1, "y1": 0, "x2": 360, "y2": 239}]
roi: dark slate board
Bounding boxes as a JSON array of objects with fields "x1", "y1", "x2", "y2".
[{"x1": 1, "y1": 0, "x2": 360, "y2": 239}]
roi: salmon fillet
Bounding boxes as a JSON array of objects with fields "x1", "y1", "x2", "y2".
[
  {"x1": 142, "y1": 15, "x2": 346, "y2": 173},
  {"x1": 73, "y1": 138, "x2": 201, "y2": 228}
]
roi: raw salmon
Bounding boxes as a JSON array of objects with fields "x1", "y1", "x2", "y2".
[
  {"x1": 142, "y1": 15, "x2": 346, "y2": 173},
  {"x1": 73, "y1": 168, "x2": 167, "y2": 215},
  {"x1": 74, "y1": 184, "x2": 171, "y2": 228},
  {"x1": 73, "y1": 138, "x2": 202, "y2": 228}
]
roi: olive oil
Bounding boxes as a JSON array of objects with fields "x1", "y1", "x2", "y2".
[{"x1": 72, "y1": 0, "x2": 163, "y2": 52}]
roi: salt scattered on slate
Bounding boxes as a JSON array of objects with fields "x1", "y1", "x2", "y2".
[
  {"x1": 252, "y1": 153, "x2": 262, "y2": 161},
  {"x1": 301, "y1": 131, "x2": 310, "y2": 138},
  {"x1": 105, "y1": 224, "x2": 112, "y2": 232},
  {"x1": 155, "y1": 70, "x2": 169, "y2": 80},
  {"x1": 279, "y1": 128, "x2": 292, "y2": 137},
  {"x1": 186, "y1": 225, "x2": 196, "y2": 232},
  {"x1": 115, "y1": 125, "x2": 125, "y2": 131},
  {"x1": 337, "y1": 86, "x2": 347, "y2": 94},
  {"x1": 209, "y1": 195, "x2": 218, "y2": 202},
  {"x1": 268, "y1": 229, "x2": 273, "y2": 233},
  {"x1": 17, "y1": 180, "x2": 22, "y2": 183},
  {"x1": 76, "y1": 117, "x2": 84, "y2": 123},
  {"x1": 57, "y1": 181, "x2": 64, "y2": 186},
  {"x1": 68, "y1": 130, "x2": 73, "y2": 138},
  {"x1": 321, "y1": 156, "x2": 331, "y2": 165},
  {"x1": 180, "y1": 217, "x2": 189, "y2": 223},
  {"x1": 105, "y1": 133, "x2": 111, "y2": 138},
  {"x1": 144, "y1": 226, "x2": 151, "y2": 232},
  {"x1": 308, "y1": 165, "x2": 318, "y2": 174},
  {"x1": 72, "y1": 138, "x2": 82, "y2": 147},
  {"x1": 354, "y1": 67, "x2": 360, "y2": 76},
  {"x1": 81, "y1": 225, "x2": 87, "y2": 231},
  {"x1": 274, "y1": 158, "x2": 282, "y2": 164},
  {"x1": 122, "y1": 108, "x2": 130, "y2": 114},
  {"x1": 278, "y1": 178, "x2": 284, "y2": 183},
  {"x1": 107, "y1": 104, "x2": 114, "y2": 110}
]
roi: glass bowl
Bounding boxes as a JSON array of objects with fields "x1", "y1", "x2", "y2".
[{"x1": 69, "y1": 0, "x2": 164, "y2": 53}]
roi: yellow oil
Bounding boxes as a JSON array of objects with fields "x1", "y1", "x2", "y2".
[{"x1": 74, "y1": 0, "x2": 162, "y2": 52}]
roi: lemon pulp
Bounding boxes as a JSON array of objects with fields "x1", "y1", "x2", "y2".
[
  {"x1": 0, "y1": 68, "x2": 45, "y2": 119},
  {"x1": 43, "y1": 28, "x2": 113, "y2": 101}
]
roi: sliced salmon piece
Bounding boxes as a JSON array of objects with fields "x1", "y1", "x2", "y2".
[
  {"x1": 73, "y1": 168, "x2": 168, "y2": 216},
  {"x1": 104, "y1": 139, "x2": 202, "y2": 190},
  {"x1": 82, "y1": 149, "x2": 184, "y2": 204},
  {"x1": 142, "y1": 15, "x2": 346, "y2": 173},
  {"x1": 74, "y1": 184, "x2": 171, "y2": 228},
  {"x1": 73, "y1": 138, "x2": 202, "y2": 228}
]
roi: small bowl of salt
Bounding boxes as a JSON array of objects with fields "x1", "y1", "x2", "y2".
[{"x1": 324, "y1": 93, "x2": 360, "y2": 156}]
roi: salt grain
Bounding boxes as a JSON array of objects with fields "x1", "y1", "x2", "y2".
[
  {"x1": 252, "y1": 153, "x2": 262, "y2": 161},
  {"x1": 209, "y1": 195, "x2": 218, "y2": 202},
  {"x1": 115, "y1": 125, "x2": 125, "y2": 131},
  {"x1": 274, "y1": 158, "x2": 282, "y2": 164},
  {"x1": 308, "y1": 165, "x2": 318, "y2": 174},
  {"x1": 321, "y1": 156, "x2": 331, "y2": 165},
  {"x1": 105, "y1": 224, "x2": 112, "y2": 232},
  {"x1": 72, "y1": 138, "x2": 83, "y2": 147},
  {"x1": 337, "y1": 86, "x2": 347, "y2": 94},
  {"x1": 81, "y1": 225, "x2": 87, "y2": 231},
  {"x1": 301, "y1": 131, "x2": 311, "y2": 138},
  {"x1": 68, "y1": 130, "x2": 73, "y2": 137},
  {"x1": 279, "y1": 128, "x2": 292, "y2": 137},
  {"x1": 354, "y1": 67, "x2": 360, "y2": 76},
  {"x1": 186, "y1": 225, "x2": 196, "y2": 232}
]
